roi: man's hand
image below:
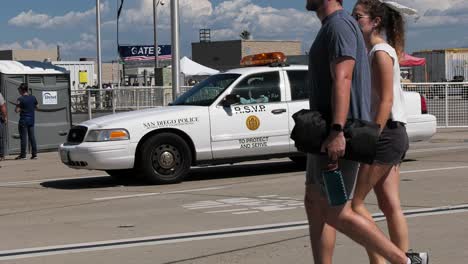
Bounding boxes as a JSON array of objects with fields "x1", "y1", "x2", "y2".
[{"x1": 321, "y1": 131, "x2": 346, "y2": 162}]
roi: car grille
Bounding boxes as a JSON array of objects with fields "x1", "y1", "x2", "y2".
[{"x1": 66, "y1": 126, "x2": 88, "y2": 145}]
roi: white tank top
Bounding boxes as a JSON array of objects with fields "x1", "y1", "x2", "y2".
[{"x1": 368, "y1": 43, "x2": 407, "y2": 124}]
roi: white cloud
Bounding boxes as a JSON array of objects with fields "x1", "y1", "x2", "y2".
[
  {"x1": 119, "y1": 0, "x2": 320, "y2": 43},
  {"x1": 8, "y1": 2, "x2": 110, "y2": 29},
  {"x1": 0, "y1": 34, "x2": 96, "y2": 55},
  {"x1": 397, "y1": 0, "x2": 468, "y2": 28}
]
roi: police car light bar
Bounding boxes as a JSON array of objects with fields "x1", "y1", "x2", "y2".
[{"x1": 240, "y1": 52, "x2": 287, "y2": 67}]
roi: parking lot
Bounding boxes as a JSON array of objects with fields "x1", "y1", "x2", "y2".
[{"x1": 0, "y1": 129, "x2": 467, "y2": 263}]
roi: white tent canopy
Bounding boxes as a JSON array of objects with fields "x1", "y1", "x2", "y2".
[{"x1": 180, "y1": 57, "x2": 219, "y2": 76}]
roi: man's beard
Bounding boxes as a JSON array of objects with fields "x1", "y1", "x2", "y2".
[{"x1": 306, "y1": 0, "x2": 322, "y2": 11}]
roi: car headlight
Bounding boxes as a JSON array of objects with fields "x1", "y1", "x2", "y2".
[{"x1": 85, "y1": 129, "x2": 130, "y2": 142}]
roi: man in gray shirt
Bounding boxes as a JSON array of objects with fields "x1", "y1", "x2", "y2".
[
  {"x1": 304, "y1": 0, "x2": 417, "y2": 263},
  {"x1": 0, "y1": 92, "x2": 7, "y2": 163}
]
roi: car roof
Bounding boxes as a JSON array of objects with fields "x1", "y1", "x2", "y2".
[{"x1": 224, "y1": 65, "x2": 308, "y2": 75}]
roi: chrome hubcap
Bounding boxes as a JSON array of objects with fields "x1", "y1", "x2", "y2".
[{"x1": 159, "y1": 151, "x2": 175, "y2": 169}]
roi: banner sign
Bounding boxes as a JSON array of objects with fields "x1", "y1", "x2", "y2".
[{"x1": 118, "y1": 45, "x2": 171, "y2": 62}]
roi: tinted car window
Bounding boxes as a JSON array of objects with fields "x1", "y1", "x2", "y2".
[
  {"x1": 287, "y1": 71, "x2": 309, "y2": 101},
  {"x1": 172, "y1": 74, "x2": 240, "y2": 106},
  {"x1": 231, "y1": 72, "x2": 281, "y2": 104}
]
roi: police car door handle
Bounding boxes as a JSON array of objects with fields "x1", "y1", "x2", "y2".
[
  {"x1": 59, "y1": 131, "x2": 68, "y2": 136},
  {"x1": 271, "y1": 109, "x2": 287, "y2": 114}
]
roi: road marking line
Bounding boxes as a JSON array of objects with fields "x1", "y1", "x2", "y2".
[
  {"x1": 1, "y1": 204, "x2": 467, "y2": 260},
  {"x1": 0, "y1": 221, "x2": 307, "y2": 260},
  {"x1": 401, "y1": 166, "x2": 468, "y2": 174},
  {"x1": 206, "y1": 209, "x2": 249, "y2": 214},
  {"x1": 408, "y1": 145, "x2": 468, "y2": 153},
  {"x1": 93, "y1": 186, "x2": 228, "y2": 201},
  {"x1": 186, "y1": 204, "x2": 233, "y2": 210},
  {"x1": 232, "y1": 211, "x2": 260, "y2": 215},
  {"x1": 93, "y1": 193, "x2": 161, "y2": 201},
  {"x1": 165, "y1": 187, "x2": 229, "y2": 194}
]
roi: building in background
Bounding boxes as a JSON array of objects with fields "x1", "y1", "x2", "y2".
[
  {"x1": 0, "y1": 48, "x2": 59, "y2": 61},
  {"x1": 52, "y1": 61, "x2": 96, "y2": 91},
  {"x1": 412, "y1": 48, "x2": 468, "y2": 82},
  {"x1": 192, "y1": 40, "x2": 302, "y2": 71}
]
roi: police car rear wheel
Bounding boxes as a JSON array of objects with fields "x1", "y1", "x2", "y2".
[{"x1": 140, "y1": 133, "x2": 192, "y2": 184}]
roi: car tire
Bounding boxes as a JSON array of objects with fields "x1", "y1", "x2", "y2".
[
  {"x1": 289, "y1": 156, "x2": 307, "y2": 168},
  {"x1": 106, "y1": 169, "x2": 136, "y2": 181},
  {"x1": 139, "y1": 133, "x2": 192, "y2": 184}
]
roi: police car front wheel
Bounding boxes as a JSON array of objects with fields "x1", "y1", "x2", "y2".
[{"x1": 139, "y1": 133, "x2": 192, "y2": 184}]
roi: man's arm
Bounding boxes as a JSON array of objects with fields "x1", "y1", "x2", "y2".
[
  {"x1": 331, "y1": 57, "x2": 354, "y2": 128},
  {"x1": 320, "y1": 57, "x2": 355, "y2": 162}
]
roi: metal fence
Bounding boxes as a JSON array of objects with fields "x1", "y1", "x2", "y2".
[
  {"x1": 402, "y1": 82, "x2": 468, "y2": 128},
  {"x1": 71, "y1": 86, "x2": 192, "y2": 120}
]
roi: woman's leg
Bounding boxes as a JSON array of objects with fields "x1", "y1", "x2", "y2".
[
  {"x1": 352, "y1": 163, "x2": 393, "y2": 264},
  {"x1": 374, "y1": 165, "x2": 409, "y2": 251}
]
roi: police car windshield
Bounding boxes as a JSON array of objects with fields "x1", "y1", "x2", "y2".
[{"x1": 172, "y1": 74, "x2": 241, "y2": 106}]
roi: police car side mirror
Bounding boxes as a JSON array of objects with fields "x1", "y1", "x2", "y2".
[{"x1": 222, "y1": 94, "x2": 240, "y2": 107}]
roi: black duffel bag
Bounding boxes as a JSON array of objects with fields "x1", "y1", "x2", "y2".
[{"x1": 290, "y1": 109, "x2": 379, "y2": 164}]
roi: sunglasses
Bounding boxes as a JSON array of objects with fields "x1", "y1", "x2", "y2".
[{"x1": 352, "y1": 13, "x2": 370, "y2": 20}]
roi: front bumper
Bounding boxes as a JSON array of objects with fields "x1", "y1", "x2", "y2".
[
  {"x1": 59, "y1": 141, "x2": 135, "y2": 170},
  {"x1": 407, "y1": 114, "x2": 437, "y2": 142}
]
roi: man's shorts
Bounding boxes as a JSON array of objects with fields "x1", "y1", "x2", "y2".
[{"x1": 306, "y1": 154, "x2": 359, "y2": 199}]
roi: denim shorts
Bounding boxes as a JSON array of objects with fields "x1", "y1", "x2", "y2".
[
  {"x1": 306, "y1": 154, "x2": 359, "y2": 199},
  {"x1": 374, "y1": 122, "x2": 409, "y2": 165}
]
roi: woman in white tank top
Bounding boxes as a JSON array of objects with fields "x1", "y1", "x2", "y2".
[{"x1": 352, "y1": 1, "x2": 428, "y2": 263}]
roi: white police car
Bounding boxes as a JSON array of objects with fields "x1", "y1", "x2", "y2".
[{"x1": 59, "y1": 52, "x2": 436, "y2": 184}]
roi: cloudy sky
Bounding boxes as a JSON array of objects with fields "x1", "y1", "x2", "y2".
[{"x1": 1, "y1": 0, "x2": 467, "y2": 61}]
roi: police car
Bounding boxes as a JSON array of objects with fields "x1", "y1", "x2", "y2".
[{"x1": 59, "y1": 52, "x2": 436, "y2": 184}]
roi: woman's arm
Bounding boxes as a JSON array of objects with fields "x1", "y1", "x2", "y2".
[{"x1": 372, "y1": 51, "x2": 394, "y2": 132}]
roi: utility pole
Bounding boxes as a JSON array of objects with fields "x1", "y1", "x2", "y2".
[
  {"x1": 153, "y1": 0, "x2": 164, "y2": 85},
  {"x1": 171, "y1": 0, "x2": 180, "y2": 99},
  {"x1": 96, "y1": 0, "x2": 102, "y2": 90}
]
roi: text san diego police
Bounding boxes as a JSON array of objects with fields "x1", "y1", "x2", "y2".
[{"x1": 143, "y1": 117, "x2": 199, "y2": 129}]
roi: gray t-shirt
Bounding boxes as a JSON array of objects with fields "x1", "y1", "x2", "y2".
[
  {"x1": 0, "y1": 93, "x2": 5, "y2": 106},
  {"x1": 308, "y1": 9, "x2": 371, "y2": 122}
]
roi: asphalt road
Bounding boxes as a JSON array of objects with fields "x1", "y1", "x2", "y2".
[{"x1": 0, "y1": 138, "x2": 467, "y2": 263}]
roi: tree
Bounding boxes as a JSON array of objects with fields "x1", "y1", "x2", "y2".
[{"x1": 240, "y1": 30, "x2": 251, "y2": 40}]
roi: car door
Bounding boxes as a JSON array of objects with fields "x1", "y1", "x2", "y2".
[
  {"x1": 209, "y1": 70, "x2": 290, "y2": 159},
  {"x1": 284, "y1": 70, "x2": 310, "y2": 152}
]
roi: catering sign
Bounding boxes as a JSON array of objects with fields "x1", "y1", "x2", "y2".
[{"x1": 118, "y1": 45, "x2": 171, "y2": 62}]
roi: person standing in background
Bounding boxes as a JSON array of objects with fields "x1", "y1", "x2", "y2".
[
  {"x1": 0, "y1": 91, "x2": 7, "y2": 165},
  {"x1": 15, "y1": 83, "x2": 38, "y2": 160}
]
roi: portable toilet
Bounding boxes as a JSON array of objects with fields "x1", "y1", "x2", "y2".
[{"x1": 0, "y1": 61, "x2": 71, "y2": 155}]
